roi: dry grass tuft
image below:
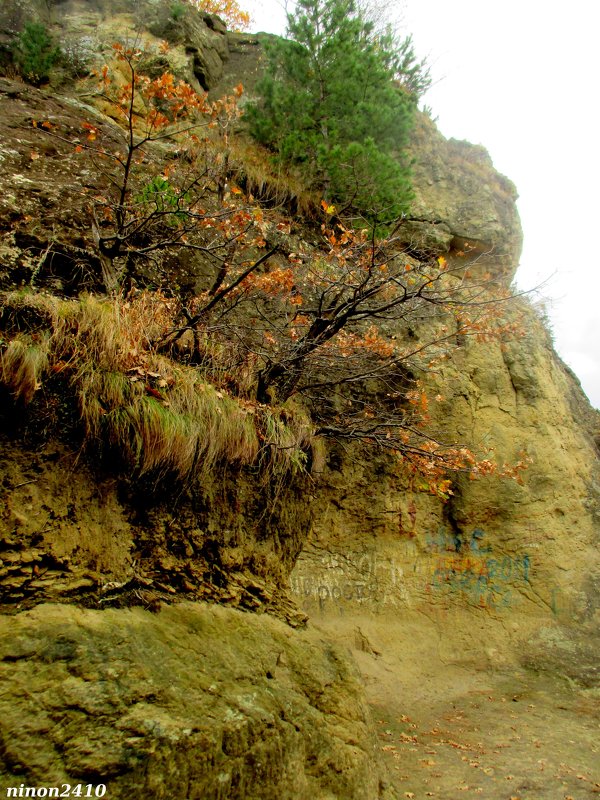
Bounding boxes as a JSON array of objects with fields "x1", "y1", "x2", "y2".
[
  {"x1": 77, "y1": 364, "x2": 260, "y2": 480},
  {"x1": 0, "y1": 333, "x2": 50, "y2": 404},
  {"x1": 0, "y1": 290, "x2": 313, "y2": 485},
  {"x1": 257, "y1": 401, "x2": 314, "y2": 477},
  {"x1": 225, "y1": 136, "x2": 321, "y2": 218}
]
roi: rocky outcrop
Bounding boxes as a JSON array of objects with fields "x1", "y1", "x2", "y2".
[
  {"x1": 1, "y1": 0, "x2": 231, "y2": 90},
  {"x1": 0, "y1": 430, "x2": 312, "y2": 624},
  {"x1": 210, "y1": 37, "x2": 523, "y2": 280},
  {"x1": 291, "y1": 298, "x2": 600, "y2": 685},
  {"x1": 0, "y1": 5, "x2": 599, "y2": 798},
  {"x1": 286, "y1": 121, "x2": 599, "y2": 689},
  {"x1": 402, "y1": 114, "x2": 523, "y2": 279},
  {"x1": 0, "y1": 603, "x2": 393, "y2": 799}
]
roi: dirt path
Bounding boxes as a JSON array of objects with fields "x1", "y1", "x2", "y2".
[{"x1": 371, "y1": 671, "x2": 599, "y2": 800}]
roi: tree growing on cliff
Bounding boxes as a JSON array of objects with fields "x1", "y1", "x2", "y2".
[
  {"x1": 162, "y1": 206, "x2": 528, "y2": 494},
  {"x1": 64, "y1": 42, "x2": 271, "y2": 294},
  {"x1": 247, "y1": 0, "x2": 425, "y2": 225},
  {"x1": 12, "y1": 22, "x2": 61, "y2": 86},
  {"x1": 34, "y1": 41, "x2": 526, "y2": 494}
]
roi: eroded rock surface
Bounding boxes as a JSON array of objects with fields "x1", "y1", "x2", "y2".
[
  {"x1": 0, "y1": 603, "x2": 393, "y2": 799},
  {"x1": 1, "y1": 0, "x2": 230, "y2": 90},
  {"x1": 0, "y1": 5, "x2": 599, "y2": 799},
  {"x1": 290, "y1": 299, "x2": 600, "y2": 685}
]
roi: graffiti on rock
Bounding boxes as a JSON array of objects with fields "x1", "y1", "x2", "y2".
[
  {"x1": 426, "y1": 527, "x2": 530, "y2": 608},
  {"x1": 290, "y1": 527, "x2": 532, "y2": 611},
  {"x1": 290, "y1": 548, "x2": 407, "y2": 609}
]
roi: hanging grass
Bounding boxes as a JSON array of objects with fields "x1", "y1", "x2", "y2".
[
  {"x1": 0, "y1": 333, "x2": 50, "y2": 404},
  {"x1": 0, "y1": 290, "x2": 314, "y2": 485}
]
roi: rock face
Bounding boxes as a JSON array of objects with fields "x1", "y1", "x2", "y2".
[
  {"x1": 1, "y1": 0, "x2": 231, "y2": 90},
  {"x1": 0, "y1": 429, "x2": 312, "y2": 624},
  {"x1": 0, "y1": 603, "x2": 391, "y2": 799},
  {"x1": 291, "y1": 302, "x2": 600, "y2": 687},
  {"x1": 402, "y1": 115, "x2": 523, "y2": 279},
  {"x1": 0, "y1": 4, "x2": 599, "y2": 798},
  {"x1": 279, "y1": 53, "x2": 599, "y2": 686},
  {"x1": 284, "y1": 97, "x2": 599, "y2": 692}
]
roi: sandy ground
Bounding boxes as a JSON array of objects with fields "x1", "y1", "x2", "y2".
[{"x1": 370, "y1": 668, "x2": 599, "y2": 800}]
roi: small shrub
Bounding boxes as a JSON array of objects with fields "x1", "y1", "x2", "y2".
[
  {"x1": 136, "y1": 176, "x2": 191, "y2": 225},
  {"x1": 12, "y1": 22, "x2": 61, "y2": 86},
  {"x1": 170, "y1": 2, "x2": 187, "y2": 20},
  {"x1": 61, "y1": 35, "x2": 97, "y2": 78}
]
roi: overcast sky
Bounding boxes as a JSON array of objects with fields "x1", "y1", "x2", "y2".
[{"x1": 242, "y1": 0, "x2": 600, "y2": 409}]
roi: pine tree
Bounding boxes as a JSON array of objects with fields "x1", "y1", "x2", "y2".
[
  {"x1": 13, "y1": 22, "x2": 61, "y2": 86},
  {"x1": 248, "y1": 0, "x2": 425, "y2": 225}
]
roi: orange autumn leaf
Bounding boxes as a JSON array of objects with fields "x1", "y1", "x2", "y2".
[{"x1": 191, "y1": 0, "x2": 250, "y2": 31}]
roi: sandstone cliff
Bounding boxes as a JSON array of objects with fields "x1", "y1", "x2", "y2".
[{"x1": 0, "y1": 3, "x2": 599, "y2": 798}]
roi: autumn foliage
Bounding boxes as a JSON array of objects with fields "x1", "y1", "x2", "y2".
[
  {"x1": 72, "y1": 42, "x2": 249, "y2": 292},
  {"x1": 22, "y1": 40, "x2": 530, "y2": 496},
  {"x1": 189, "y1": 0, "x2": 251, "y2": 31}
]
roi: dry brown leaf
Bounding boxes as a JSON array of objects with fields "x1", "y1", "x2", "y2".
[{"x1": 399, "y1": 732, "x2": 417, "y2": 742}]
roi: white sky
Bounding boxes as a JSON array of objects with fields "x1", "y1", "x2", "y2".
[{"x1": 243, "y1": 0, "x2": 600, "y2": 408}]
